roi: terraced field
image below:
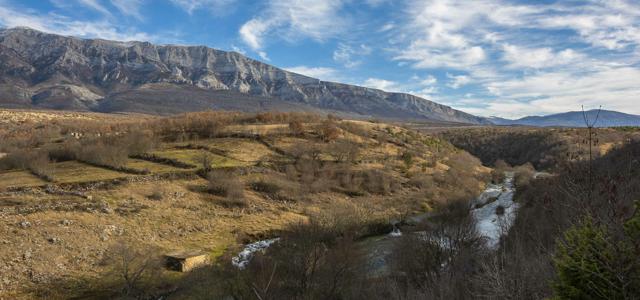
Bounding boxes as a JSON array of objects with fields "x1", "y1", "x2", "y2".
[
  {"x1": 149, "y1": 149, "x2": 248, "y2": 169},
  {"x1": 0, "y1": 138, "x2": 279, "y2": 190},
  {"x1": 49, "y1": 161, "x2": 131, "y2": 184},
  {"x1": 0, "y1": 170, "x2": 47, "y2": 189},
  {"x1": 124, "y1": 159, "x2": 187, "y2": 174}
]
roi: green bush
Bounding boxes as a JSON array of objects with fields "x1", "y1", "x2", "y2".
[{"x1": 553, "y1": 216, "x2": 640, "y2": 299}]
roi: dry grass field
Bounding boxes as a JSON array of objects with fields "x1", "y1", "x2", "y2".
[{"x1": 0, "y1": 110, "x2": 491, "y2": 299}]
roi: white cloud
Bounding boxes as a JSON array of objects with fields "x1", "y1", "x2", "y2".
[
  {"x1": 169, "y1": 0, "x2": 235, "y2": 15},
  {"x1": 284, "y1": 66, "x2": 339, "y2": 81},
  {"x1": 239, "y1": 18, "x2": 270, "y2": 50},
  {"x1": 110, "y1": 0, "x2": 145, "y2": 20},
  {"x1": 78, "y1": 0, "x2": 112, "y2": 16},
  {"x1": 239, "y1": 0, "x2": 347, "y2": 51},
  {"x1": 230, "y1": 45, "x2": 246, "y2": 55},
  {"x1": 485, "y1": 67, "x2": 640, "y2": 117},
  {"x1": 379, "y1": 22, "x2": 394, "y2": 32},
  {"x1": 536, "y1": 7, "x2": 640, "y2": 50},
  {"x1": 384, "y1": 0, "x2": 640, "y2": 117},
  {"x1": 257, "y1": 51, "x2": 269, "y2": 61},
  {"x1": 362, "y1": 74, "x2": 439, "y2": 99},
  {"x1": 365, "y1": 0, "x2": 389, "y2": 7},
  {"x1": 501, "y1": 44, "x2": 584, "y2": 69},
  {"x1": 419, "y1": 75, "x2": 437, "y2": 85},
  {"x1": 363, "y1": 78, "x2": 400, "y2": 91},
  {"x1": 446, "y1": 73, "x2": 471, "y2": 89},
  {"x1": 332, "y1": 43, "x2": 372, "y2": 68},
  {"x1": 0, "y1": 4, "x2": 154, "y2": 42}
]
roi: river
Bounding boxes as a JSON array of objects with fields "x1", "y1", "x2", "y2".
[{"x1": 232, "y1": 172, "x2": 520, "y2": 271}]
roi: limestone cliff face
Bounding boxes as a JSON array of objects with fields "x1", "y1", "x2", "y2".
[{"x1": 0, "y1": 27, "x2": 488, "y2": 123}]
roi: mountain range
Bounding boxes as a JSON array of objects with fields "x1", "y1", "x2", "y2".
[
  {"x1": 0, "y1": 27, "x2": 488, "y2": 124},
  {"x1": 489, "y1": 110, "x2": 640, "y2": 127}
]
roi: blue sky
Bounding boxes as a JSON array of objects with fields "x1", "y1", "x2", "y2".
[{"x1": 1, "y1": 0, "x2": 639, "y2": 118}]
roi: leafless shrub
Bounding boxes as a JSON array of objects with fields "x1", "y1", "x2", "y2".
[
  {"x1": 102, "y1": 242, "x2": 162, "y2": 297},
  {"x1": 199, "y1": 153, "x2": 214, "y2": 174},
  {"x1": 320, "y1": 120, "x2": 340, "y2": 142},
  {"x1": 288, "y1": 119, "x2": 305, "y2": 136},
  {"x1": 148, "y1": 185, "x2": 165, "y2": 201},
  {"x1": 363, "y1": 169, "x2": 395, "y2": 195},
  {"x1": 250, "y1": 177, "x2": 289, "y2": 201},
  {"x1": 513, "y1": 163, "x2": 536, "y2": 188},
  {"x1": 78, "y1": 141, "x2": 129, "y2": 168},
  {"x1": 338, "y1": 122, "x2": 369, "y2": 138},
  {"x1": 291, "y1": 143, "x2": 323, "y2": 162},
  {"x1": 0, "y1": 150, "x2": 54, "y2": 180},
  {"x1": 329, "y1": 139, "x2": 360, "y2": 163},
  {"x1": 221, "y1": 201, "x2": 371, "y2": 299},
  {"x1": 408, "y1": 174, "x2": 434, "y2": 189},
  {"x1": 208, "y1": 170, "x2": 245, "y2": 206}
]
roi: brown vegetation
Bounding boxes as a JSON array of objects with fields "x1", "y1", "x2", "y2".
[{"x1": 0, "y1": 109, "x2": 493, "y2": 299}]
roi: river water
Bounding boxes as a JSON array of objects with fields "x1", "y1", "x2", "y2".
[{"x1": 471, "y1": 171, "x2": 518, "y2": 248}]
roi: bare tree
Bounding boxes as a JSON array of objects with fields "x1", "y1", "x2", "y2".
[{"x1": 103, "y1": 242, "x2": 161, "y2": 297}]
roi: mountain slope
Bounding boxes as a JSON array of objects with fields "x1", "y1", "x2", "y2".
[
  {"x1": 0, "y1": 27, "x2": 487, "y2": 124},
  {"x1": 490, "y1": 110, "x2": 640, "y2": 127}
]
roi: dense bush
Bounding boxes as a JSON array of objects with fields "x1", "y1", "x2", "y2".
[
  {"x1": 553, "y1": 216, "x2": 640, "y2": 299},
  {"x1": 441, "y1": 128, "x2": 566, "y2": 170}
]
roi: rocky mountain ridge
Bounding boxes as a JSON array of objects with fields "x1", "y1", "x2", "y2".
[{"x1": 0, "y1": 27, "x2": 487, "y2": 124}]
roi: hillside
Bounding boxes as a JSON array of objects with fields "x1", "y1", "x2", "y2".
[
  {"x1": 489, "y1": 109, "x2": 640, "y2": 127},
  {"x1": 0, "y1": 109, "x2": 490, "y2": 298},
  {"x1": 0, "y1": 27, "x2": 487, "y2": 124}
]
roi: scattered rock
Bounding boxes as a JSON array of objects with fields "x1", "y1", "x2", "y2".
[
  {"x1": 103, "y1": 225, "x2": 124, "y2": 236},
  {"x1": 47, "y1": 237, "x2": 61, "y2": 244},
  {"x1": 100, "y1": 207, "x2": 114, "y2": 214}
]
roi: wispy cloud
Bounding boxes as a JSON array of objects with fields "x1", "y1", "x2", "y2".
[
  {"x1": 0, "y1": 3, "x2": 154, "y2": 42},
  {"x1": 78, "y1": 0, "x2": 112, "y2": 16},
  {"x1": 379, "y1": 0, "x2": 640, "y2": 116},
  {"x1": 110, "y1": 0, "x2": 145, "y2": 20},
  {"x1": 239, "y1": 0, "x2": 347, "y2": 54},
  {"x1": 169, "y1": 0, "x2": 235, "y2": 15},
  {"x1": 333, "y1": 43, "x2": 371, "y2": 68},
  {"x1": 284, "y1": 66, "x2": 340, "y2": 82}
]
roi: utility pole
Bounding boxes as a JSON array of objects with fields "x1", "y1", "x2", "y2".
[{"x1": 582, "y1": 105, "x2": 602, "y2": 201}]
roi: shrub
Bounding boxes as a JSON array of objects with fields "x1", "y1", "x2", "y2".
[
  {"x1": 288, "y1": 119, "x2": 304, "y2": 136},
  {"x1": 400, "y1": 150, "x2": 415, "y2": 169},
  {"x1": 102, "y1": 242, "x2": 162, "y2": 298},
  {"x1": 250, "y1": 178, "x2": 284, "y2": 200},
  {"x1": 329, "y1": 139, "x2": 360, "y2": 163},
  {"x1": 148, "y1": 186, "x2": 165, "y2": 201},
  {"x1": 553, "y1": 216, "x2": 640, "y2": 299},
  {"x1": 320, "y1": 120, "x2": 340, "y2": 142},
  {"x1": 208, "y1": 170, "x2": 245, "y2": 206},
  {"x1": 363, "y1": 169, "x2": 395, "y2": 195},
  {"x1": 514, "y1": 163, "x2": 536, "y2": 187},
  {"x1": 78, "y1": 142, "x2": 129, "y2": 168},
  {"x1": 408, "y1": 174, "x2": 433, "y2": 189}
]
